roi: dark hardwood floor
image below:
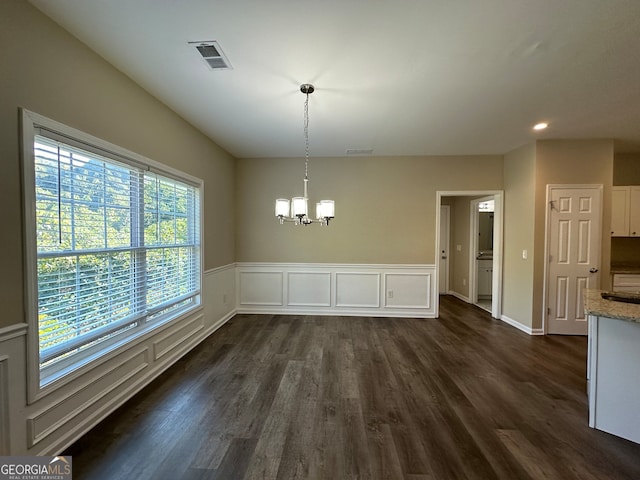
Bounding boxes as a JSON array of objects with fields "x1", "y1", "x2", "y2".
[{"x1": 65, "y1": 295, "x2": 640, "y2": 479}]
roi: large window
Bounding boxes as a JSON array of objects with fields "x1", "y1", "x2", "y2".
[{"x1": 22, "y1": 111, "x2": 202, "y2": 389}]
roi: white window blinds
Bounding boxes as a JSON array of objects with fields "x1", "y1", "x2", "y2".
[{"x1": 33, "y1": 135, "x2": 201, "y2": 380}]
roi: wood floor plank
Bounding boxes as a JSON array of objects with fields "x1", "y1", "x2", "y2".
[
  {"x1": 65, "y1": 296, "x2": 640, "y2": 479},
  {"x1": 496, "y1": 429, "x2": 563, "y2": 479},
  {"x1": 275, "y1": 327, "x2": 323, "y2": 480},
  {"x1": 210, "y1": 438, "x2": 258, "y2": 480},
  {"x1": 364, "y1": 422, "x2": 406, "y2": 480},
  {"x1": 340, "y1": 397, "x2": 374, "y2": 479},
  {"x1": 244, "y1": 360, "x2": 304, "y2": 480}
]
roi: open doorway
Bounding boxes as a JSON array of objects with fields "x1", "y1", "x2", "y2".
[
  {"x1": 435, "y1": 191, "x2": 503, "y2": 319},
  {"x1": 471, "y1": 196, "x2": 495, "y2": 312}
]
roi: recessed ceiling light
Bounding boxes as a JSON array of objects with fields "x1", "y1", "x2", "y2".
[{"x1": 533, "y1": 122, "x2": 548, "y2": 131}]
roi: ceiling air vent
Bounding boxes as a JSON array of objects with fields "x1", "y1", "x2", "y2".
[
  {"x1": 346, "y1": 148, "x2": 373, "y2": 155},
  {"x1": 189, "y1": 41, "x2": 232, "y2": 70}
]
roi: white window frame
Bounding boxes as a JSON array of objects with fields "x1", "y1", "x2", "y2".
[{"x1": 20, "y1": 109, "x2": 204, "y2": 402}]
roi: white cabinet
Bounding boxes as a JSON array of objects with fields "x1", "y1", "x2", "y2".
[
  {"x1": 611, "y1": 187, "x2": 629, "y2": 236},
  {"x1": 477, "y1": 259, "x2": 493, "y2": 297},
  {"x1": 611, "y1": 186, "x2": 640, "y2": 237},
  {"x1": 632, "y1": 187, "x2": 640, "y2": 236},
  {"x1": 588, "y1": 315, "x2": 640, "y2": 444},
  {"x1": 612, "y1": 274, "x2": 640, "y2": 294}
]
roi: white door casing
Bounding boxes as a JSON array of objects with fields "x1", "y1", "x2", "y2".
[
  {"x1": 546, "y1": 185, "x2": 602, "y2": 335},
  {"x1": 468, "y1": 194, "x2": 503, "y2": 319},
  {"x1": 435, "y1": 190, "x2": 503, "y2": 320},
  {"x1": 439, "y1": 205, "x2": 450, "y2": 294}
]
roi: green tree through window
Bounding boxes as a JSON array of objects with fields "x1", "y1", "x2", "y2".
[{"x1": 33, "y1": 135, "x2": 201, "y2": 383}]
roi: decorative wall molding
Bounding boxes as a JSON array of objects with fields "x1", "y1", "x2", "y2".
[
  {"x1": 27, "y1": 349, "x2": 150, "y2": 448},
  {"x1": 287, "y1": 271, "x2": 332, "y2": 307},
  {"x1": 0, "y1": 323, "x2": 28, "y2": 343},
  {"x1": 236, "y1": 263, "x2": 437, "y2": 318},
  {"x1": 153, "y1": 314, "x2": 204, "y2": 361},
  {"x1": 204, "y1": 263, "x2": 236, "y2": 276},
  {"x1": 384, "y1": 273, "x2": 431, "y2": 309},
  {"x1": 239, "y1": 271, "x2": 284, "y2": 306},
  {"x1": 0, "y1": 356, "x2": 9, "y2": 455},
  {"x1": 335, "y1": 272, "x2": 380, "y2": 308},
  {"x1": 1, "y1": 263, "x2": 236, "y2": 456}
]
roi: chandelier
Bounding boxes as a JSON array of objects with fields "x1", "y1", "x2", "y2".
[{"x1": 275, "y1": 84, "x2": 335, "y2": 226}]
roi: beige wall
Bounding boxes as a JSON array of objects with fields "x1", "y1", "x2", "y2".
[
  {"x1": 532, "y1": 139, "x2": 614, "y2": 329},
  {"x1": 502, "y1": 143, "x2": 536, "y2": 327},
  {"x1": 611, "y1": 237, "x2": 640, "y2": 265},
  {"x1": 613, "y1": 153, "x2": 640, "y2": 185},
  {"x1": 0, "y1": 2, "x2": 236, "y2": 329},
  {"x1": 236, "y1": 155, "x2": 503, "y2": 264}
]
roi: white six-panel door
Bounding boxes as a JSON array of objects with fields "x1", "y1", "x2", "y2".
[{"x1": 547, "y1": 185, "x2": 602, "y2": 335}]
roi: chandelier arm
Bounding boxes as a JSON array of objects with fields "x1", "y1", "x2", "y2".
[{"x1": 276, "y1": 215, "x2": 329, "y2": 226}]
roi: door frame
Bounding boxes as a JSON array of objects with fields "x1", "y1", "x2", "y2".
[
  {"x1": 439, "y1": 205, "x2": 451, "y2": 294},
  {"x1": 469, "y1": 195, "x2": 497, "y2": 307},
  {"x1": 542, "y1": 184, "x2": 603, "y2": 334},
  {"x1": 435, "y1": 190, "x2": 503, "y2": 319}
]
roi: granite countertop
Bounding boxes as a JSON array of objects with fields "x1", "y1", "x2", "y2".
[{"x1": 584, "y1": 289, "x2": 640, "y2": 323}]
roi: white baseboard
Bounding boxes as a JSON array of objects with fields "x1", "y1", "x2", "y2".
[
  {"x1": 501, "y1": 314, "x2": 544, "y2": 336},
  {"x1": 235, "y1": 307, "x2": 431, "y2": 319},
  {"x1": 444, "y1": 292, "x2": 544, "y2": 337},
  {"x1": 447, "y1": 290, "x2": 471, "y2": 303},
  {"x1": 203, "y1": 309, "x2": 236, "y2": 337}
]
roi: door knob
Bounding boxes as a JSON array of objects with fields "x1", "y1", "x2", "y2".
[{"x1": 589, "y1": 267, "x2": 599, "y2": 273}]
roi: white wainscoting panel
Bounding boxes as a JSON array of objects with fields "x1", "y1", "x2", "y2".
[
  {"x1": 239, "y1": 271, "x2": 284, "y2": 306},
  {"x1": 336, "y1": 272, "x2": 381, "y2": 308},
  {"x1": 384, "y1": 273, "x2": 432, "y2": 309},
  {"x1": 153, "y1": 315, "x2": 204, "y2": 361},
  {"x1": 288, "y1": 272, "x2": 332, "y2": 307},
  {"x1": 27, "y1": 348, "x2": 150, "y2": 448},
  {"x1": 237, "y1": 263, "x2": 436, "y2": 318},
  {"x1": 1, "y1": 264, "x2": 235, "y2": 456},
  {"x1": 203, "y1": 264, "x2": 237, "y2": 335},
  {"x1": 0, "y1": 355, "x2": 9, "y2": 455},
  {"x1": 0, "y1": 323, "x2": 28, "y2": 456}
]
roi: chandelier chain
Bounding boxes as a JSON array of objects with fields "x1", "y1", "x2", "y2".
[{"x1": 304, "y1": 91, "x2": 310, "y2": 179}]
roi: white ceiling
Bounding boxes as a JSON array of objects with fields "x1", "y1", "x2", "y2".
[{"x1": 29, "y1": 0, "x2": 640, "y2": 158}]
